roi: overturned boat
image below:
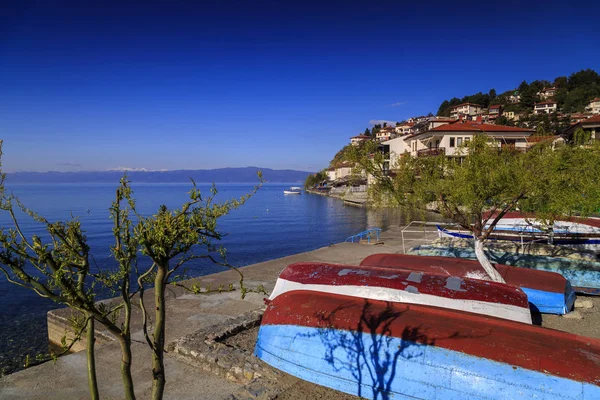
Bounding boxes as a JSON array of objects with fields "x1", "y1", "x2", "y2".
[
  {"x1": 437, "y1": 212, "x2": 600, "y2": 251},
  {"x1": 408, "y1": 243, "x2": 600, "y2": 295},
  {"x1": 270, "y1": 262, "x2": 532, "y2": 323},
  {"x1": 360, "y1": 253, "x2": 576, "y2": 314},
  {"x1": 255, "y1": 291, "x2": 600, "y2": 400}
]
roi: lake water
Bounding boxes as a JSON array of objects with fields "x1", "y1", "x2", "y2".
[{"x1": 0, "y1": 182, "x2": 412, "y2": 374}]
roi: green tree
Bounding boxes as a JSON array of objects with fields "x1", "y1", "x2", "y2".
[
  {"x1": 489, "y1": 88, "x2": 497, "y2": 99},
  {"x1": 518, "y1": 80, "x2": 538, "y2": 109},
  {"x1": 568, "y1": 69, "x2": 600, "y2": 90},
  {"x1": 364, "y1": 128, "x2": 371, "y2": 136},
  {"x1": 553, "y1": 76, "x2": 567, "y2": 88},
  {"x1": 304, "y1": 170, "x2": 329, "y2": 189},
  {"x1": 130, "y1": 178, "x2": 262, "y2": 399},
  {"x1": 0, "y1": 141, "x2": 263, "y2": 399},
  {"x1": 351, "y1": 135, "x2": 600, "y2": 283}
]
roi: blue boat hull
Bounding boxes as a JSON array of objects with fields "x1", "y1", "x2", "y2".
[
  {"x1": 522, "y1": 286, "x2": 576, "y2": 314},
  {"x1": 255, "y1": 324, "x2": 599, "y2": 400}
]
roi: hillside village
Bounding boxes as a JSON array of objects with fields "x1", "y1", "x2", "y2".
[{"x1": 314, "y1": 69, "x2": 600, "y2": 194}]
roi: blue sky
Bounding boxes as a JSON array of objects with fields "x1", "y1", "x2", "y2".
[{"x1": 1, "y1": 1, "x2": 599, "y2": 172}]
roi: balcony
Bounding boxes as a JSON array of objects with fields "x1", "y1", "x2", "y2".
[{"x1": 417, "y1": 147, "x2": 445, "y2": 157}]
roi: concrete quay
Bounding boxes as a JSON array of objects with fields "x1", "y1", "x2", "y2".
[{"x1": 0, "y1": 226, "x2": 420, "y2": 400}]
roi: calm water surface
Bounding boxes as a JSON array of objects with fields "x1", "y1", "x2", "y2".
[{"x1": 0, "y1": 182, "x2": 410, "y2": 374}]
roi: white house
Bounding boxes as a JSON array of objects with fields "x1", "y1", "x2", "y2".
[
  {"x1": 508, "y1": 91, "x2": 521, "y2": 104},
  {"x1": 394, "y1": 123, "x2": 414, "y2": 135},
  {"x1": 538, "y1": 87, "x2": 557, "y2": 100},
  {"x1": 376, "y1": 126, "x2": 395, "y2": 141},
  {"x1": 380, "y1": 135, "x2": 411, "y2": 169},
  {"x1": 403, "y1": 121, "x2": 535, "y2": 157},
  {"x1": 350, "y1": 134, "x2": 371, "y2": 146},
  {"x1": 334, "y1": 162, "x2": 353, "y2": 180},
  {"x1": 586, "y1": 98, "x2": 600, "y2": 115},
  {"x1": 533, "y1": 100, "x2": 558, "y2": 114},
  {"x1": 326, "y1": 167, "x2": 336, "y2": 181},
  {"x1": 449, "y1": 103, "x2": 484, "y2": 119}
]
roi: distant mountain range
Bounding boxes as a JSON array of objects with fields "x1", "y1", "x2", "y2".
[{"x1": 5, "y1": 167, "x2": 313, "y2": 184}]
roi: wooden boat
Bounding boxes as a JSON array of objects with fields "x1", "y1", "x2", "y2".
[
  {"x1": 408, "y1": 243, "x2": 600, "y2": 295},
  {"x1": 270, "y1": 262, "x2": 532, "y2": 323},
  {"x1": 255, "y1": 291, "x2": 600, "y2": 400},
  {"x1": 437, "y1": 212, "x2": 600, "y2": 251},
  {"x1": 360, "y1": 253, "x2": 576, "y2": 314}
]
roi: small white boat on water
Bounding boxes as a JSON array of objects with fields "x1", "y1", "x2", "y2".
[{"x1": 283, "y1": 187, "x2": 302, "y2": 195}]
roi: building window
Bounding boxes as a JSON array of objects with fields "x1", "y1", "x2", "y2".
[
  {"x1": 449, "y1": 137, "x2": 455, "y2": 148},
  {"x1": 457, "y1": 138, "x2": 463, "y2": 146},
  {"x1": 464, "y1": 137, "x2": 470, "y2": 144}
]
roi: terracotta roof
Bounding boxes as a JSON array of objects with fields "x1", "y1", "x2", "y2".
[
  {"x1": 564, "y1": 114, "x2": 600, "y2": 133},
  {"x1": 489, "y1": 104, "x2": 501, "y2": 109},
  {"x1": 429, "y1": 122, "x2": 535, "y2": 133},
  {"x1": 432, "y1": 118, "x2": 456, "y2": 122},
  {"x1": 582, "y1": 114, "x2": 600, "y2": 124},
  {"x1": 590, "y1": 98, "x2": 600, "y2": 103},
  {"x1": 535, "y1": 100, "x2": 558, "y2": 105},
  {"x1": 351, "y1": 134, "x2": 371, "y2": 139},
  {"x1": 541, "y1": 87, "x2": 557, "y2": 92}
]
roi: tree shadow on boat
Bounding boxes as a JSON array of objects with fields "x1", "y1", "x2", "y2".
[{"x1": 303, "y1": 298, "x2": 483, "y2": 400}]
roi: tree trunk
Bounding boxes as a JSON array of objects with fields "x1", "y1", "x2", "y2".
[
  {"x1": 151, "y1": 265, "x2": 167, "y2": 400},
  {"x1": 86, "y1": 317, "x2": 100, "y2": 400},
  {"x1": 473, "y1": 238, "x2": 506, "y2": 283},
  {"x1": 118, "y1": 335, "x2": 136, "y2": 400}
]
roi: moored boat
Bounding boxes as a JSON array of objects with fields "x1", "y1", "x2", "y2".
[
  {"x1": 270, "y1": 262, "x2": 532, "y2": 323},
  {"x1": 408, "y1": 243, "x2": 600, "y2": 295},
  {"x1": 255, "y1": 291, "x2": 600, "y2": 400},
  {"x1": 360, "y1": 253, "x2": 576, "y2": 314},
  {"x1": 283, "y1": 187, "x2": 301, "y2": 194}
]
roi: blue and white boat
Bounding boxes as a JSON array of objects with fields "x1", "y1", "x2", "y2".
[
  {"x1": 408, "y1": 243, "x2": 600, "y2": 295},
  {"x1": 255, "y1": 291, "x2": 600, "y2": 400},
  {"x1": 437, "y1": 212, "x2": 600, "y2": 251}
]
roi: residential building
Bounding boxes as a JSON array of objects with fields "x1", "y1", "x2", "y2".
[
  {"x1": 403, "y1": 121, "x2": 535, "y2": 157},
  {"x1": 376, "y1": 126, "x2": 395, "y2": 142},
  {"x1": 503, "y1": 111, "x2": 520, "y2": 121},
  {"x1": 407, "y1": 116, "x2": 428, "y2": 123},
  {"x1": 394, "y1": 122, "x2": 414, "y2": 135},
  {"x1": 570, "y1": 113, "x2": 593, "y2": 124},
  {"x1": 326, "y1": 167, "x2": 336, "y2": 181},
  {"x1": 564, "y1": 114, "x2": 600, "y2": 142},
  {"x1": 508, "y1": 91, "x2": 521, "y2": 104},
  {"x1": 488, "y1": 104, "x2": 503, "y2": 120},
  {"x1": 333, "y1": 162, "x2": 354, "y2": 180},
  {"x1": 350, "y1": 134, "x2": 371, "y2": 146},
  {"x1": 533, "y1": 100, "x2": 558, "y2": 114},
  {"x1": 380, "y1": 135, "x2": 410, "y2": 167},
  {"x1": 538, "y1": 87, "x2": 557, "y2": 100},
  {"x1": 586, "y1": 98, "x2": 600, "y2": 115},
  {"x1": 449, "y1": 103, "x2": 484, "y2": 119}
]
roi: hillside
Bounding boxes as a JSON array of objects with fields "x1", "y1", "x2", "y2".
[
  {"x1": 436, "y1": 68, "x2": 600, "y2": 117},
  {"x1": 5, "y1": 167, "x2": 312, "y2": 184}
]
